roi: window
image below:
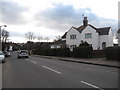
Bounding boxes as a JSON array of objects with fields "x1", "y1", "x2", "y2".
[
  {"x1": 70, "y1": 34, "x2": 76, "y2": 39},
  {"x1": 85, "y1": 33, "x2": 92, "y2": 39}
]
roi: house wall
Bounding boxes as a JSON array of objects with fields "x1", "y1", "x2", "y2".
[
  {"x1": 99, "y1": 29, "x2": 113, "y2": 49},
  {"x1": 99, "y1": 35, "x2": 109, "y2": 49},
  {"x1": 66, "y1": 28, "x2": 81, "y2": 50},
  {"x1": 80, "y1": 26, "x2": 99, "y2": 50},
  {"x1": 66, "y1": 26, "x2": 100, "y2": 50},
  {"x1": 50, "y1": 45, "x2": 60, "y2": 49}
]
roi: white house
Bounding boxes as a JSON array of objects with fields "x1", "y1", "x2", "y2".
[
  {"x1": 62, "y1": 17, "x2": 113, "y2": 51},
  {"x1": 117, "y1": 29, "x2": 120, "y2": 46}
]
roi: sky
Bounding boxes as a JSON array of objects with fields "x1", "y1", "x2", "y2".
[{"x1": 0, "y1": 0, "x2": 119, "y2": 43}]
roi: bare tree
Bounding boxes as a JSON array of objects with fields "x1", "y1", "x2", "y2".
[
  {"x1": 25, "y1": 32, "x2": 36, "y2": 41},
  {"x1": 37, "y1": 36, "x2": 43, "y2": 42},
  {"x1": 44, "y1": 37, "x2": 50, "y2": 42},
  {"x1": 54, "y1": 35, "x2": 61, "y2": 42},
  {"x1": 1, "y1": 29, "x2": 9, "y2": 43}
]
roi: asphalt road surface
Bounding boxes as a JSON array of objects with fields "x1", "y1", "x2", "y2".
[{"x1": 2, "y1": 51, "x2": 119, "y2": 89}]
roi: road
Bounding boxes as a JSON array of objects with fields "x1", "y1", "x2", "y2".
[{"x1": 2, "y1": 51, "x2": 119, "y2": 89}]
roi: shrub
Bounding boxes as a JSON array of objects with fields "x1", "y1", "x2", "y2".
[{"x1": 79, "y1": 41, "x2": 89, "y2": 47}]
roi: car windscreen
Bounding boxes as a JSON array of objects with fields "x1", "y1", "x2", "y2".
[{"x1": 20, "y1": 51, "x2": 28, "y2": 53}]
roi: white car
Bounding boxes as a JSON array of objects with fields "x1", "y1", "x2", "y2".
[
  {"x1": 17, "y1": 50, "x2": 29, "y2": 59},
  {"x1": 0, "y1": 51, "x2": 5, "y2": 63}
]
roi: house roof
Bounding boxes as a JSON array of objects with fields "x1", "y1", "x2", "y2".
[
  {"x1": 96, "y1": 27, "x2": 111, "y2": 35},
  {"x1": 62, "y1": 24, "x2": 111, "y2": 38},
  {"x1": 61, "y1": 32, "x2": 67, "y2": 38},
  {"x1": 51, "y1": 40, "x2": 66, "y2": 45},
  {"x1": 117, "y1": 28, "x2": 120, "y2": 33}
]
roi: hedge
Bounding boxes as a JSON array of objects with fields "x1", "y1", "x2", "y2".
[
  {"x1": 57, "y1": 48, "x2": 70, "y2": 57},
  {"x1": 72, "y1": 46, "x2": 93, "y2": 58},
  {"x1": 105, "y1": 46, "x2": 120, "y2": 60},
  {"x1": 92, "y1": 50, "x2": 105, "y2": 58},
  {"x1": 32, "y1": 48, "x2": 70, "y2": 57}
]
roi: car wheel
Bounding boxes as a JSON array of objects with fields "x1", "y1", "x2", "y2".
[
  {"x1": 2, "y1": 61, "x2": 5, "y2": 63},
  {"x1": 18, "y1": 56, "x2": 20, "y2": 59}
]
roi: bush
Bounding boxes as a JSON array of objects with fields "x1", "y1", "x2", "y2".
[
  {"x1": 105, "y1": 46, "x2": 120, "y2": 60},
  {"x1": 72, "y1": 46, "x2": 93, "y2": 58}
]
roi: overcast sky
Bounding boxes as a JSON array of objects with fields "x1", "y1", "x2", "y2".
[{"x1": 0, "y1": 0, "x2": 119, "y2": 43}]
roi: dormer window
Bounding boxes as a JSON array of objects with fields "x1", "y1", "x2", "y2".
[
  {"x1": 85, "y1": 33, "x2": 92, "y2": 39},
  {"x1": 70, "y1": 34, "x2": 76, "y2": 39}
]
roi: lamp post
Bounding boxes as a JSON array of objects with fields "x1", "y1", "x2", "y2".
[{"x1": 0, "y1": 25, "x2": 7, "y2": 50}]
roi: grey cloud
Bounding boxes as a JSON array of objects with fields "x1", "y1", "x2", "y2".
[
  {"x1": 34, "y1": 3, "x2": 117, "y2": 33},
  {"x1": 10, "y1": 31, "x2": 25, "y2": 37},
  {"x1": 118, "y1": 1, "x2": 120, "y2": 29},
  {"x1": 0, "y1": 1, "x2": 29, "y2": 25}
]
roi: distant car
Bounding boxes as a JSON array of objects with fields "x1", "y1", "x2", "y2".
[
  {"x1": 3, "y1": 51, "x2": 10, "y2": 57},
  {"x1": 7, "y1": 51, "x2": 11, "y2": 57},
  {"x1": 0, "y1": 51, "x2": 5, "y2": 63},
  {"x1": 17, "y1": 50, "x2": 20, "y2": 53},
  {"x1": 17, "y1": 50, "x2": 29, "y2": 59}
]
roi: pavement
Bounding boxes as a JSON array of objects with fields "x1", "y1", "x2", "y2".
[{"x1": 32, "y1": 55, "x2": 120, "y2": 68}]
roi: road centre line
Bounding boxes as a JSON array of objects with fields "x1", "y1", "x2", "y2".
[
  {"x1": 25, "y1": 59, "x2": 29, "y2": 61},
  {"x1": 31, "y1": 61, "x2": 37, "y2": 64},
  {"x1": 42, "y1": 65, "x2": 61, "y2": 74},
  {"x1": 25, "y1": 59, "x2": 37, "y2": 64},
  {"x1": 80, "y1": 81, "x2": 104, "y2": 90}
]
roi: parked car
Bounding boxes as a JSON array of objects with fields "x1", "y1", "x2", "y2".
[
  {"x1": 17, "y1": 50, "x2": 29, "y2": 59},
  {"x1": 3, "y1": 51, "x2": 10, "y2": 57},
  {"x1": 0, "y1": 51, "x2": 5, "y2": 63}
]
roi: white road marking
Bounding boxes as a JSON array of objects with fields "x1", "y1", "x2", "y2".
[
  {"x1": 31, "y1": 61, "x2": 37, "y2": 64},
  {"x1": 25, "y1": 59, "x2": 37, "y2": 64},
  {"x1": 25, "y1": 59, "x2": 29, "y2": 61},
  {"x1": 80, "y1": 81, "x2": 104, "y2": 90},
  {"x1": 42, "y1": 65, "x2": 61, "y2": 74}
]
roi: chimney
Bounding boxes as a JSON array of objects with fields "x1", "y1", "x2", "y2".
[{"x1": 83, "y1": 17, "x2": 88, "y2": 26}]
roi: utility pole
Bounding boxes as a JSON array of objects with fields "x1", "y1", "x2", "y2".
[{"x1": 0, "y1": 25, "x2": 7, "y2": 50}]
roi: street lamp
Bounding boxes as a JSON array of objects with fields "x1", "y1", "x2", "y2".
[{"x1": 0, "y1": 25, "x2": 7, "y2": 50}]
